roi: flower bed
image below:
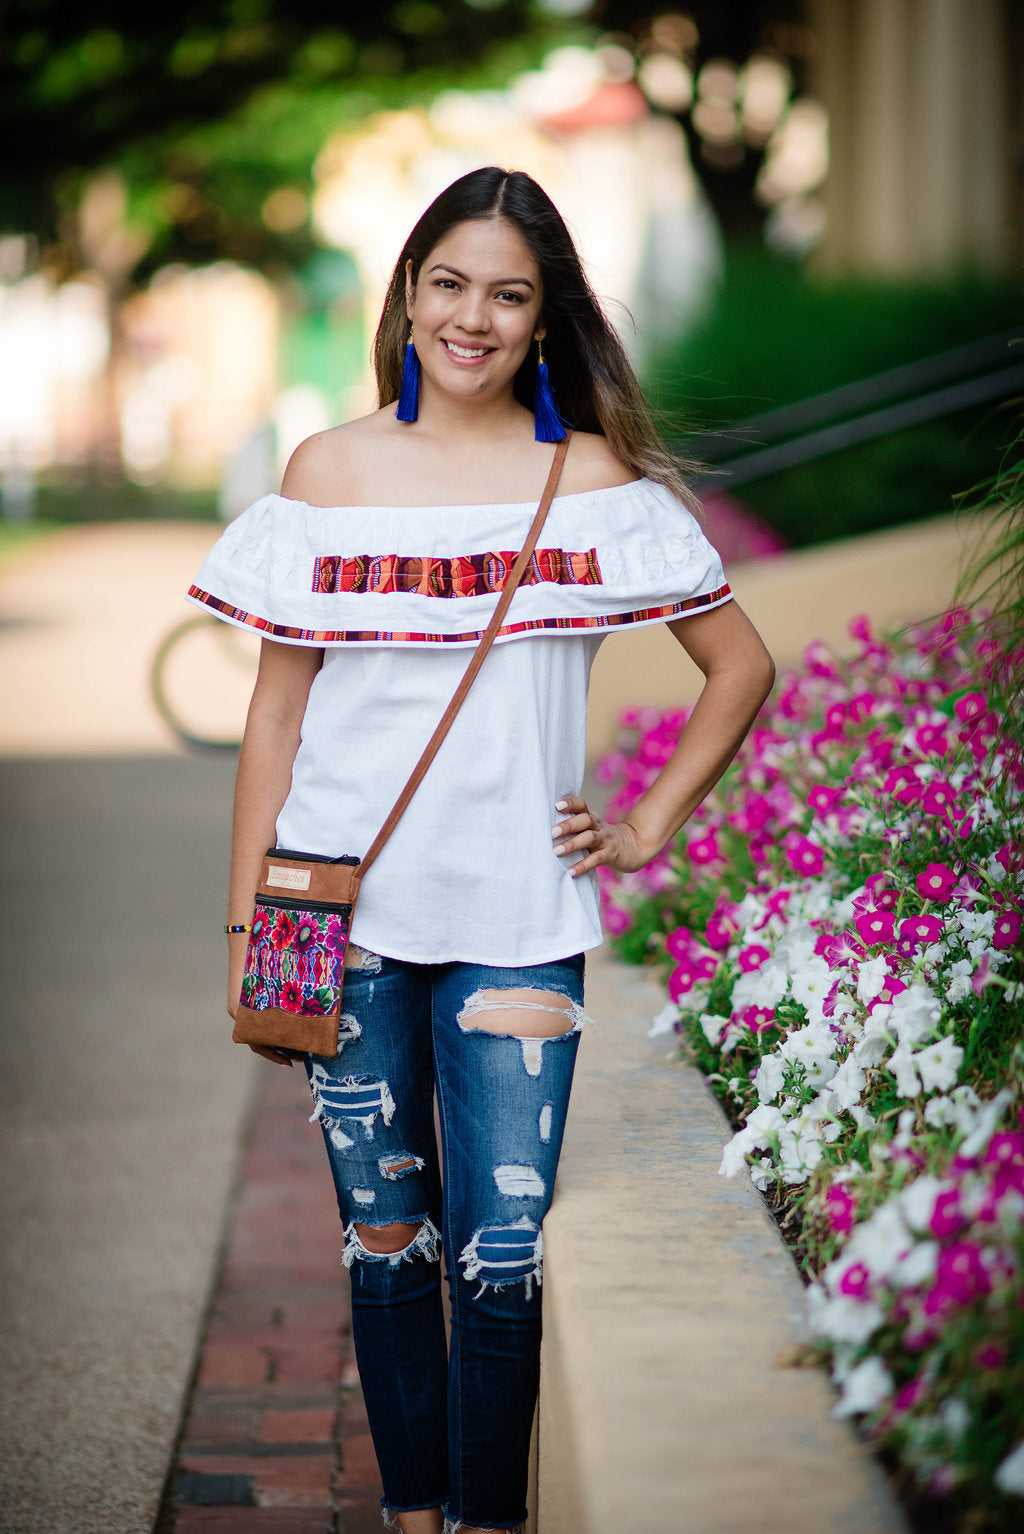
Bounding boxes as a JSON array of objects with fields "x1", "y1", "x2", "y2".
[{"x1": 597, "y1": 611, "x2": 1024, "y2": 1530}]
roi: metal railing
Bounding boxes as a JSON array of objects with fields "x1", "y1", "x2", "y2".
[{"x1": 686, "y1": 328, "x2": 1023, "y2": 490}]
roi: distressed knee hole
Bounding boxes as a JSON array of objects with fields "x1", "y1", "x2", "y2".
[
  {"x1": 343, "y1": 1215, "x2": 441, "y2": 1268},
  {"x1": 456, "y1": 989, "x2": 591, "y2": 1076},
  {"x1": 353, "y1": 1219, "x2": 421, "y2": 1253},
  {"x1": 308, "y1": 1064, "x2": 396, "y2": 1147},
  {"x1": 459, "y1": 1215, "x2": 543, "y2": 1299},
  {"x1": 378, "y1": 1151, "x2": 425, "y2": 1180},
  {"x1": 458, "y1": 987, "x2": 575, "y2": 1038}
]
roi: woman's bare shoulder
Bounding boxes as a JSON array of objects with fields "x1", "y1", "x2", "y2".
[
  {"x1": 279, "y1": 412, "x2": 395, "y2": 506},
  {"x1": 560, "y1": 430, "x2": 639, "y2": 495}
]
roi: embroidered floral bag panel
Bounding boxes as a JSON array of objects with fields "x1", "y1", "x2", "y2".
[{"x1": 234, "y1": 851, "x2": 361, "y2": 1056}]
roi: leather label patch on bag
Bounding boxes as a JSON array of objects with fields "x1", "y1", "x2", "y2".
[{"x1": 266, "y1": 864, "x2": 312, "y2": 891}]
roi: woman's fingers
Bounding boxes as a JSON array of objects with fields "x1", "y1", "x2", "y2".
[{"x1": 248, "y1": 1043, "x2": 299, "y2": 1067}]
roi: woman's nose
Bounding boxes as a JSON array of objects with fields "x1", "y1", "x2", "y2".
[{"x1": 455, "y1": 289, "x2": 489, "y2": 332}]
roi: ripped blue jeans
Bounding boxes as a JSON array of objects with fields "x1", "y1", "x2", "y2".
[{"x1": 304, "y1": 948, "x2": 586, "y2": 1533}]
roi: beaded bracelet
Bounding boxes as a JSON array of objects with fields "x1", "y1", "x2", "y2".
[{"x1": 224, "y1": 923, "x2": 252, "y2": 934}]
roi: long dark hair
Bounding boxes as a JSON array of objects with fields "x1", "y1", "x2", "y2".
[{"x1": 373, "y1": 167, "x2": 700, "y2": 510}]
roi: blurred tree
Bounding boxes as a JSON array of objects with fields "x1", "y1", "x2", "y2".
[
  {"x1": 592, "y1": 0, "x2": 814, "y2": 241},
  {"x1": 0, "y1": 0, "x2": 551, "y2": 272}
]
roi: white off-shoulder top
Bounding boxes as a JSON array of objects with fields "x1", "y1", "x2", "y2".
[{"x1": 188, "y1": 478, "x2": 731, "y2": 965}]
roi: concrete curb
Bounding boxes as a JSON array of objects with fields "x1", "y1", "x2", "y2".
[{"x1": 534, "y1": 949, "x2": 908, "y2": 1534}]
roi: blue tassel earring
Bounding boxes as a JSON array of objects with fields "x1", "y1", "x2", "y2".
[
  {"x1": 396, "y1": 336, "x2": 420, "y2": 422},
  {"x1": 533, "y1": 340, "x2": 566, "y2": 442}
]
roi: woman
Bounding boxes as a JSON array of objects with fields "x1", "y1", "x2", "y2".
[{"x1": 189, "y1": 166, "x2": 774, "y2": 1534}]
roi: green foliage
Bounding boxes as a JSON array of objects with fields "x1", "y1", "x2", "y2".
[
  {"x1": 955, "y1": 410, "x2": 1024, "y2": 696},
  {"x1": 647, "y1": 248, "x2": 1022, "y2": 548},
  {"x1": 0, "y1": 4, "x2": 566, "y2": 273}
]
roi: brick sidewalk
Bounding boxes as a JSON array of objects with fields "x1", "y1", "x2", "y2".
[{"x1": 162, "y1": 1063, "x2": 385, "y2": 1533}]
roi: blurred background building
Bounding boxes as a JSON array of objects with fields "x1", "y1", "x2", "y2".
[{"x1": 0, "y1": 0, "x2": 1020, "y2": 541}]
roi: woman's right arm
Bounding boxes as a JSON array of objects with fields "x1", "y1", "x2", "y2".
[{"x1": 226, "y1": 636, "x2": 324, "y2": 1065}]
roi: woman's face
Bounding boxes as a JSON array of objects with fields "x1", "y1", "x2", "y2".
[{"x1": 405, "y1": 217, "x2": 544, "y2": 409}]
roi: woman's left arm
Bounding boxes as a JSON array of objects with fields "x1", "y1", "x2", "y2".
[{"x1": 554, "y1": 600, "x2": 775, "y2": 876}]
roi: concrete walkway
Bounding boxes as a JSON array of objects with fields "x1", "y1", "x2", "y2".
[{"x1": 0, "y1": 515, "x2": 963, "y2": 1534}]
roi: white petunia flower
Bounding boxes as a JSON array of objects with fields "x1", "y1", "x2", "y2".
[
  {"x1": 924, "y1": 1094, "x2": 954, "y2": 1128},
  {"x1": 699, "y1": 1011, "x2": 728, "y2": 1044},
  {"x1": 899, "y1": 1174, "x2": 944, "y2": 1232},
  {"x1": 913, "y1": 1035, "x2": 964, "y2": 1094},
  {"x1": 986, "y1": 852, "x2": 1008, "y2": 885},
  {"x1": 832, "y1": 1355, "x2": 894, "y2": 1418},
  {"x1": 959, "y1": 909, "x2": 996, "y2": 942},
  {"x1": 896, "y1": 1240, "x2": 939, "y2": 1287},
  {"x1": 960, "y1": 1088, "x2": 1014, "y2": 1157},
  {"x1": 844, "y1": 1202, "x2": 915, "y2": 1282},
  {"x1": 941, "y1": 1397, "x2": 971, "y2": 1443},
  {"x1": 889, "y1": 984, "x2": 942, "y2": 1048},
  {"x1": 848, "y1": 1103, "x2": 877, "y2": 1132},
  {"x1": 780, "y1": 1018, "x2": 838, "y2": 1066},
  {"x1": 852, "y1": 1016, "x2": 895, "y2": 1068},
  {"x1": 753, "y1": 1051, "x2": 786, "y2": 1104},
  {"x1": 994, "y1": 1441, "x2": 1024, "y2": 1496},
  {"x1": 827, "y1": 1054, "x2": 868, "y2": 1112},
  {"x1": 856, "y1": 955, "x2": 889, "y2": 1004},
  {"x1": 719, "y1": 1127, "x2": 757, "y2": 1177},
  {"x1": 944, "y1": 959, "x2": 974, "y2": 1004},
  {"x1": 806, "y1": 1288, "x2": 885, "y2": 1346},
  {"x1": 888, "y1": 1043, "x2": 922, "y2": 1098},
  {"x1": 789, "y1": 957, "x2": 835, "y2": 1020},
  {"x1": 648, "y1": 1001, "x2": 680, "y2": 1038},
  {"x1": 730, "y1": 963, "x2": 789, "y2": 1012},
  {"x1": 776, "y1": 923, "x2": 818, "y2": 971}
]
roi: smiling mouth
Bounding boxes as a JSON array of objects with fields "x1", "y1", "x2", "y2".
[{"x1": 443, "y1": 340, "x2": 494, "y2": 360}]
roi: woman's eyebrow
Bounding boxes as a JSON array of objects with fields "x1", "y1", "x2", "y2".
[{"x1": 427, "y1": 262, "x2": 536, "y2": 291}]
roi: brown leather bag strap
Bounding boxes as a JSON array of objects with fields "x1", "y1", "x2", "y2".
[{"x1": 358, "y1": 432, "x2": 572, "y2": 878}]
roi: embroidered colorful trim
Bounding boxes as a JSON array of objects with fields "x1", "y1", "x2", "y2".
[
  {"x1": 312, "y1": 547, "x2": 603, "y2": 597},
  {"x1": 189, "y1": 582, "x2": 733, "y2": 644}
]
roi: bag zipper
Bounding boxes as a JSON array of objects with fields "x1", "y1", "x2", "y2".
[
  {"x1": 267, "y1": 847, "x2": 360, "y2": 866},
  {"x1": 254, "y1": 895, "x2": 353, "y2": 917}
]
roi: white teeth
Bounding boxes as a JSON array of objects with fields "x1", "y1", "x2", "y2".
[{"x1": 445, "y1": 341, "x2": 489, "y2": 358}]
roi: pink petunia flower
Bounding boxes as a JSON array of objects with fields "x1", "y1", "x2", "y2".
[
  {"x1": 891, "y1": 1377, "x2": 926, "y2": 1415},
  {"x1": 856, "y1": 910, "x2": 896, "y2": 947},
  {"x1": 869, "y1": 970, "x2": 908, "y2": 1010},
  {"x1": 975, "y1": 1343, "x2": 1006, "y2": 1371},
  {"x1": 898, "y1": 914, "x2": 944, "y2": 947},
  {"x1": 739, "y1": 1004, "x2": 777, "y2": 1034},
  {"x1": 603, "y1": 905, "x2": 631, "y2": 936},
  {"x1": 687, "y1": 829, "x2": 724, "y2": 865},
  {"x1": 916, "y1": 862, "x2": 957, "y2": 903},
  {"x1": 806, "y1": 784, "x2": 842, "y2": 817},
  {"x1": 865, "y1": 873, "x2": 898, "y2": 911},
  {"x1": 824, "y1": 1184, "x2": 858, "y2": 1234},
  {"x1": 923, "y1": 1242, "x2": 991, "y2": 1313},
  {"x1": 928, "y1": 1188, "x2": 963, "y2": 1239},
  {"x1": 993, "y1": 909, "x2": 1022, "y2": 951},
  {"x1": 705, "y1": 911, "x2": 739, "y2": 951},
  {"x1": 783, "y1": 833, "x2": 825, "y2": 878},
  {"x1": 666, "y1": 926, "x2": 695, "y2": 961},
  {"x1": 816, "y1": 929, "x2": 867, "y2": 967},
  {"x1": 921, "y1": 779, "x2": 958, "y2": 819},
  {"x1": 914, "y1": 723, "x2": 950, "y2": 755},
  {"x1": 738, "y1": 944, "x2": 771, "y2": 972},
  {"x1": 838, "y1": 1261, "x2": 871, "y2": 1299},
  {"x1": 668, "y1": 964, "x2": 701, "y2": 1001},
  {"x1": 984, "y1": 1131, "x2": 1024, "y2": 1169}
]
